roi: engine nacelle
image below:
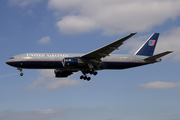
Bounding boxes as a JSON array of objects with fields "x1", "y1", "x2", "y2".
[
  {"x1": 54, "y1": 69, "x2": 73, "y2": 77},
  {"x1": 63, "y1": 57, "x2": 85, "y2": 68}
]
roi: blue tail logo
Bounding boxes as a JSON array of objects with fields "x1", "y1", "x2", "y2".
[{"x1": 135, "y1": 33, "x2": 159, "y2": 56}]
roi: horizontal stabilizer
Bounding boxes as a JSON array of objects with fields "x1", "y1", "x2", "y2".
[{"x1": 144, "y1": 51, "x2": 173, "y2": 61}]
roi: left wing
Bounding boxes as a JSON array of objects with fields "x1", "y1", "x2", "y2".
[{"x1": 81, "y1": 33, "x2": 137, "y2": 60}]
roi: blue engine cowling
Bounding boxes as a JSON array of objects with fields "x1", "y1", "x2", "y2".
[
  {"x1": 63, "y1": 57, "x2": 79, "y2": 68},
  {"x1": 54, "y1": 69, "x2": 73, "y2": 77}
]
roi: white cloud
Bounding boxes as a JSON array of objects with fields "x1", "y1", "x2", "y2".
[
  {"x1": 37, "y1": 36, "x2": 51, "y2": 44},
  {"x1": 56, "y1": 16, "x2": 97, "y2": 34},
  {"x1": 0, "y1": 108, "x2": 96, "y2": 120},
  {"x1": 48, "y1": 0, "x2": 180, "y2": 35},
  {"x1": 0, "y1": 73, "x2": 19, "y2": 78},
  {"x1": 8, "y1": 0, "x2": 42, "y2": 7},
  {"x1": 155, "y1": 27, "x2": 180, "y2": 60},
  {"x1": 8, "y1": 0, "x2": 42, "y2": 15},
  {"x1": 38, "y1": 109, "x2": 64, "y2": 115},
  {"x1": 0, "y1": 109, "x2": 64, "y2": 120},
  {"x1": 28, "y1": 70, "x2": 82, "y2": 90},
  {"x1": 138, "y1": 81, "x2": 180, "y2": 89}
]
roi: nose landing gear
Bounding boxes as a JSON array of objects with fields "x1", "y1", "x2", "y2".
[
  {"x1": 17, "y1": 68, "x2": 23, "y2": 76},
  {"x1": 20, "y1": 72, "x2": 23, "y2": 76}
]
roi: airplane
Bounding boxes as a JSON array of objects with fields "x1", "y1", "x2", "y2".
[{"x1": 6, "y1": 33, "x2": 172, "y2": 81}]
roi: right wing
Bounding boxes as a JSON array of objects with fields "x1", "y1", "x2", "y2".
[
  {"x1": 81, "y1": 33, "x2": 137, "y2": 60},
  {"x1": 80, "y1": 33, "x2": 137, "y2": 69}
]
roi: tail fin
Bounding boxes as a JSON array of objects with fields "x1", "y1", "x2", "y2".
[{"x1": 135, "y1": 33, "x2": 159, "y2": 56}]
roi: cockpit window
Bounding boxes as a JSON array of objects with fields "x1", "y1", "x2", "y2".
[{"x1": 9, "y1": 57, "x2": 14, "y2": 59}]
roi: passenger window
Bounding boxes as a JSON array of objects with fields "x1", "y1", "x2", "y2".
[{"x1": 9, "y1": 57, "x2": 14, "y2": 59}]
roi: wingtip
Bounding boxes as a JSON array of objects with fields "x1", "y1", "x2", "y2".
[
  {"x1": 167, "y1": 51, "x2": 173, "y2": 53},
  {"x1": 130, "y1": 32, "x2": 137, "y2": 35}
]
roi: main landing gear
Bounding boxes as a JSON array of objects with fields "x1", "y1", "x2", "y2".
[
  {"x1": 80, "y1": 75, "x2": 91, "y2": 81},
  {"x1": 17, "y1": 68, "x2": 23, "y2": 76},
  {"x1": 80, "y1": 70, "x2": 98, "y2": 81}
]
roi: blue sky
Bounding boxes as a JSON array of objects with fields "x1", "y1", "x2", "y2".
[{"x1": 0, "y1": 0, "x2": 180, "y2": 120}]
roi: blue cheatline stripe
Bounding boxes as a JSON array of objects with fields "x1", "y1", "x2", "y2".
[{"x1": 6, "y1": 60, "x2": 147, "y2": 69}]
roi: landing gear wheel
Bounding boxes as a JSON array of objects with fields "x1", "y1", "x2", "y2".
[
  {"x1": 87, "y1": 77, "x2": 91, "y2": 81},
  {"x1": 80, "y1": 75, "x2": 91, "y2": 81},
  {"x1": 17, "y1": 68, "x2": 23, "y2": 77},
  {"x1": 80, "y1": 75, "x2": 84, "y2": 79},
  {"x1": 20, "y1": 73, "x2": 23, "y2": 76},
  {"x1": 93, "y1": 71, "x2": 97, "y2": 76},
  {"x1": 80, "y1": 70, "x2": 97, "y2": 81},
  {"x1": 83, "y1": 77, "x2": 87, "y2": 80}
]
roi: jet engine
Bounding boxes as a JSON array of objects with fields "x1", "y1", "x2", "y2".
[{"x1": 54, "y1": 69, "x2": 73, "y2": 77}]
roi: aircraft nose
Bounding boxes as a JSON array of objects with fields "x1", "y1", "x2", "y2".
[
  {"x1": 6, "y1": 60, "x2": 17, "y2": 67},
  {"x1": 6, "y1": 59, "x2": 11, "y2": 65},
  {"x1": 6, "y1": 57, "x2": 15, "y2": 66}
]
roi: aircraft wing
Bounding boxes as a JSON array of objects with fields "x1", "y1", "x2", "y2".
[{"x1": 81, "y1": 33, "x2": 137, "y2": 60}]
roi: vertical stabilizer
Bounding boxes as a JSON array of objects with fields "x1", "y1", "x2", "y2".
[{"x1": 135, "y1": 33, "x2": 159, "y2": 56}]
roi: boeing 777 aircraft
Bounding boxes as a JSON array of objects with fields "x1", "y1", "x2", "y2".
[{"x1": 6, "y1": 33, "x2": 172, "y2": 81}]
